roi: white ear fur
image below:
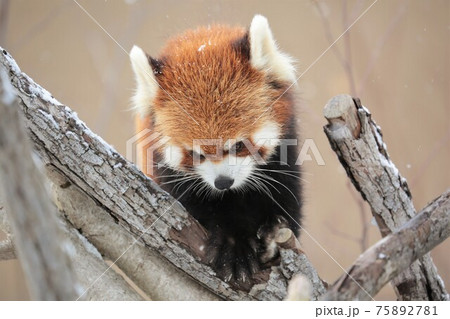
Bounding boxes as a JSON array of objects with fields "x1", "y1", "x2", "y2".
[
  {"x1": 130, "y1": 45, "x2": 158, "y2": 116},
  {"x1": 249, "y1": 15, "x2": 296, "y2": 83}
]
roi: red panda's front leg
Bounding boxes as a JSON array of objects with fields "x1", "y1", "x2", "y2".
[
  {"x1": 205, "y1": 215, "x2": 290, "y2": 289},
  {"x1": 206, "y1": 227, "x2": 260, "y2": 289}
]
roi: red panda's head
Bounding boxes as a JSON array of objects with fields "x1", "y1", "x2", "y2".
[{"x1": 131, "y1": 15, "x2": 297, "y2": 191}]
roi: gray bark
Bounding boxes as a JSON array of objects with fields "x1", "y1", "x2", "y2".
[
  {"x1": 61, "y1": 219, "x2": 145, "y2": 301},
  {"x1": 49, "y1": 167, "x2": 219, "y2": 301},
  {"x1": 0, "y1": 237, "x2": 15, "y2": 261},
  {"x1": 323, "y1": 190, "x2": 450, "y2": 300},
  {"x1": 0, "y1": 68, "x2": 79, "y2": 300},
  {"x1": 0, "y1": 199, "x2": 145, "y2": 300},
  {"x1": 323, "y1": 94, "x2": 448, "y2": 300}
]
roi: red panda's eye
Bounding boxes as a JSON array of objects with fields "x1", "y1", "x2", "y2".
[
  {"x1": 189, "y1": 150, "x2": 205, "y2": 162},
  {"x1": 232, "y1": 141, "x2": 246, "y2": 154}
]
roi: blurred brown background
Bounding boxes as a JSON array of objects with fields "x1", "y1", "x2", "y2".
[{"x1": 0, "y1": 0, "x2": 448, "y2": 300}]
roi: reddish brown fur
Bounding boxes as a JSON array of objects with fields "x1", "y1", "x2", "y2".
[
  {"x1": 136, "y1": 25, "x2": 294, "y2": 172},
  {"x1": 152, "y1": 26, "x2": 292, "y2": 150}
]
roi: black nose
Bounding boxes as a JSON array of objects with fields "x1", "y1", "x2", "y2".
[{"x1": 214, "y1": 175, "x2": 234, "y2": 190}]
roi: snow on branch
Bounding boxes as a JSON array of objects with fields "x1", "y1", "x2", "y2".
[{"x1": 323, "y1": 94, "x2": 448, "y2": 300}]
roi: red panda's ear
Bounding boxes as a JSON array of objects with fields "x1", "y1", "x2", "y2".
[
  {"x1": 249, "y1": 15, "x2": 296, "y2": 84},
  {"x1": 232, "y1": 31, "x2": 250, "y2": 61},
  {"x1": 130, "y1": 45, "x2": 159, "y2": 117}
]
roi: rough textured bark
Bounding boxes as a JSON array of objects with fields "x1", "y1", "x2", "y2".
[
  {"x1": 0, "y1": 237, "x2": 15, "y2": 261},
  {"x1": 0, "y1": 204, "x2": 15, "y2": 261},
  {"x1": 323, "y1": 190, "x2": 450, "y2": 300},
  {"x1": 49, "y1": 168, "x2": 219, "y2": 301},
  {"x1": 0, "y1": 46, "x2": 324, "y2": 300},
  {"x1": 0, "y1": 201, "x2": 14, "y2": 261},
  {"x1": 0, "y1": 200, "x2": 144, "y2": 300},
  {"x1": 0, "y1": 68, "x2": 79, "y2": 300},
  {"x1": 249, "y1": 228, "x2": 327, "y2": 301},
  {"x1": 0, "y1": 204, "x2": 11, "y2": 234},
  {"x1": 61, "y1": 219, "x2": 145, "y2": 301},
  {"x1": 323, "y1": 94, "x2": 448, "y2": 300},
  {"x1": 276, "y1": 228, "x2": 327, "y2": 300}
]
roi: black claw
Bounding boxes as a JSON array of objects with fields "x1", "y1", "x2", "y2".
[{"x1": 206, "y1": 217, "x2": 289, "y2": 289}]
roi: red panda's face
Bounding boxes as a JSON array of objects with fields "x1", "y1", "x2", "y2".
[
  {"x1": 131, "y1": 17, "x2": 296, "y2": 191},
  {"x1": 160, "y1": 122, "x2": 282, "y2": 190}
]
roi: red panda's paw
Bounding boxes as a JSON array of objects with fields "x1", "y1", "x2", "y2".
[
  {"x1": 257, "y1": 216, "x2": 290, "y2": 263},
  {"x1": 206, "y1": 232, "x2": 261, "y2": 290}
]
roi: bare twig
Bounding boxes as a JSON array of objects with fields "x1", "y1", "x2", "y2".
[
  {"x1": 323, "y1": 190, "x2": 450, "y2": 300},
  {"x1": 314, "y1": 0, "x2": 356, "y2": 95},
  {"x1": 358, "y1": 2, "x2": 407, "y2": 96},
  {"x1": 314, "y1": 1, "x2": 346, "y2": 67},
  {"x1": 90, "y1": 3, "x2": 149, "y2": 134},
  {"x1": 316, "y1": 0, "x2": 370, "y2": 249},
  {"x1": 342, "y1": 0, "x2": 356, "y2": 95},
  {"x1": 410, "y1": 128, "x2": 450, "y2": 187}
]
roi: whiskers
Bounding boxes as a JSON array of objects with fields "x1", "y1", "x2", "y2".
[
  {"x1": 158, "y1": 169, "x2": 223, "y2": 201},
  {"x1": 255, "y1": 164, "x2": 310, "y2": 183},
  {"x1": 250, "y1": 171, "x2": 299, "y2": 204},
  {"x1": 155, "y1": 161, "x2": 303, "y2": 204}
]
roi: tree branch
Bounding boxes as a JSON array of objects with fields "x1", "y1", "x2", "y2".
[
  {"x1": 61, "y1": 218, "x2": 145, "y2": 301},
  {"x1": 0, "y1": 67, "x2": 78, "y2": 300},
  {"x1": 323, "y1": 94, "x2": 448, "y2": 300},
  {"x1": 0, "y1": 46, "x2": 324, "y2": 300},
  {"x1": 48, "y1": 167, "x2": 219, "y2": 301},
  {"x1": 0, "y1": 199, "x2": 145, "y2": 300},
  {"x1": 0, "y1": 237, "x2": 15, "y2": 261},
  {"x1": 323, "y1": 190, "x2": 450, "y2": 300},
  {"x1": 0, "y1": 203, "x2": 11, "y2": 235},
  {"x1": 0, "y1": 202, "x2": 15, "y2": 260}
]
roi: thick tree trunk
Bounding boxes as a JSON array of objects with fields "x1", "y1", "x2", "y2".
[{"x1": 0, "y1": 68, "x2": 79, "y2": 300}]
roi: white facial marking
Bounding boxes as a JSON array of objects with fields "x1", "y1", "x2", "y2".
[
  {"x1": 163, "y1": 144, "x2": 183, "y2": 168},
  {"x1": 252, "y1": 122, "x2": 281, "y2": 157},
  {"x1": 190, "y1": 123, "x2": 281, "y2": 190},
  {"x1": 196, "y1": 155, "x2": 254, "y2": 190}
]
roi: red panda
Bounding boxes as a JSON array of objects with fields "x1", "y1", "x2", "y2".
[{"x1": 130, "y1": 15, "x2": 302, "y2": 289}]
